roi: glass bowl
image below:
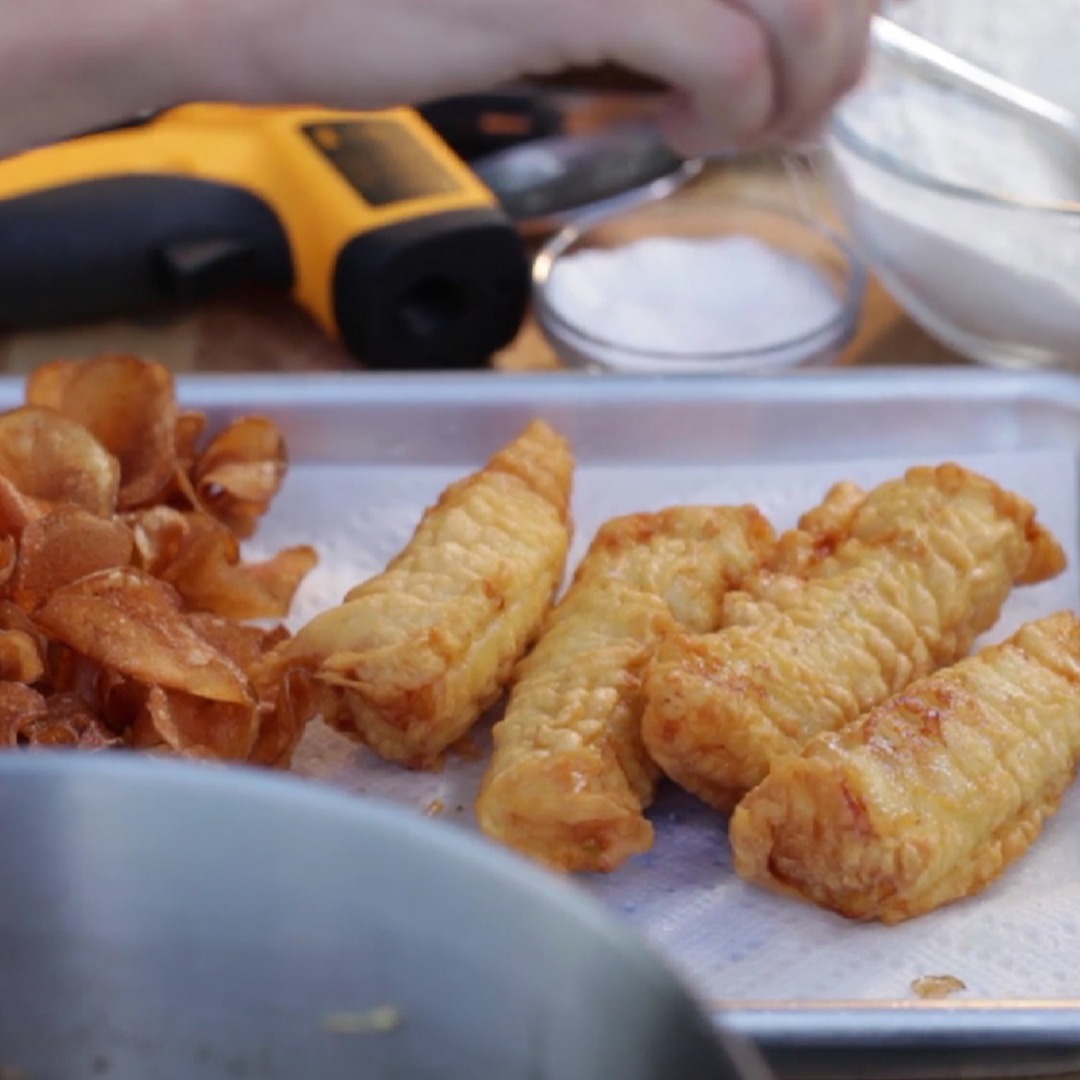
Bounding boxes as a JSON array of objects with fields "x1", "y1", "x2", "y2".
[
  {"x1": 532, "y1": 193, "x2": 866, "y2": 374},
  {"x1": 824, "y1": 2, "x2": 1080, "y2": 369}
]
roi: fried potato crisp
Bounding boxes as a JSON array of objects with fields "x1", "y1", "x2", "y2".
[
  {"x1": 192, "y1": 416, "x2": 288, "y2": 539},
  {"x1": 0, "y1": 629, "x2": 44, "y2": 684},
  {"x1": 11, "y1": 506, "x2": 134, "y2": 611},
  {"x1": 26, "y1": 354, "x2": 178, "y2": 510},
  {"x1": 0, "y1": 681, "x2": 47, "y2": 743},
  {"x1": 0, "y1": 406, "x2": 120, "y2": 520},
  {"x1": 126, "y1": 507, "x2": 316, "y2": 620},
  {"x1": 0, "y1": 354, "x2": 315, "y2": 765},
  {"x1": 0, "y1": 682, "x2": 119, "y2": 749},
  {"x1": 34, "y1": 568, "x2": 254, "y2": 705}
]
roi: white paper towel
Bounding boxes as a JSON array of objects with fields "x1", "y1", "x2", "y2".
[{"x1": 246, "y1": 448, "x2": 1080, "y2": 1006}]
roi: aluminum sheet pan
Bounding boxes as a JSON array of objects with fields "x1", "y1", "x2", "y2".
[{"x1": 5, "y1": 367, "x2": 1080, "y2": 1080}]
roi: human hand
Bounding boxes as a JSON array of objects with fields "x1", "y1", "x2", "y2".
[
  {"x1": 635, "y1": 0, "x2": 878, "y2": 152},
  {"x1": 0, "y1": 0, "x2": 874, "y2": 157},
  {"x1": 231, "y1": 0, "x2": 874, "y2": 153}
]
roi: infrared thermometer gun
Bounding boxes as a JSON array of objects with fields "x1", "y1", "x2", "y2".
[{"x1": 0, "y1": 103, "x2": 531, "y2": 369}]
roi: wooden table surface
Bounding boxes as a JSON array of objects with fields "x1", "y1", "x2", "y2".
[{"x1": 1, "y1": 150, "x2": 1073, "y2": 1080}]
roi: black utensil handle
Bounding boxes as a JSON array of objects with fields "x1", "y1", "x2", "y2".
[{"x1": 0, "y1": 175, "x2": 293, "y2": 328}]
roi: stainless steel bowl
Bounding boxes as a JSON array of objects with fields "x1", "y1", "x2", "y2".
[{"x1": 0, "y1": 754, "x2": 771, "y2": 1080}]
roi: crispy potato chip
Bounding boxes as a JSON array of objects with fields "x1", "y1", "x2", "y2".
[
  {"x1": 0, "y1": 602, "x2": 49, "y2": 685},
  {"x1": 171, "y1": 468, "x2": 204, "y2": 517},
  {"x1": 4, "y1": 355, "x2": 308, "y2": 765},
  {"x1": 233, "y1": 547, "x2": 317, "y2": 616},
  {"x1": 0, "y1": 476, "x2": 49, "y2": 536},
  {"x1": 0, "y1": 536, "x2": 16, "y2": 591},
  {"x1": 155, "y1": 514, "x2": 316, "y2": 620},
  {"x1": 26, "y1": 355, "x2": 178, "y2": 511},
  {"x1": 33, "y1": 567, "x2": 254, "y2": 704},
  {"x1": 186, "y1": 615, "x2": 312, "y2": 768},
  {"x1": 0, "y1": 683, "x2": 111, "y2": 749},
  {"x1": 248, "y1": 667, "x2": 315, "y2": 769},
  {"x1": 11, "y1": 505, "x2": 134, "y2": 611},
  {"x1": 44, "y1": 693, "x2": 122, "y2": 748},
  {"x1": 0, "y1": 682, "x2": 47, "y2": 744},
  {"x1": 175, "y1": 411, "x2": 208, "y2": 467},
  {"x1": 186, "y1": 613, "x2": 286, "y2": 671},
  {"x1": 128, "y1": 683, "x2": 258, "y2": 760},
  {"x1": 174, "y1": 542, "x2": 317, "y2": 621},
  {"x1": 0, "y1": 407, "x2": 119, "y2": 518},
  {"x1": 193, "y1": 417, "x2": 287, "y2": 538},
  {"x1": 23, "y1": 358, "x2": 78, "y2": 409},
  {"x1": 97, "y1": 673, "x2": 144, "y2": 737},
  {"x1": 14, "y1": 691, "x2": 122, "y2": 749},
  {"x1": 125, "y1": 506, "x2": 193, "y2": 576},
  {"x1": 0, "y1": 600, "x2": 38, "y2": 632},
  {"x1": 0, "y1": 629, "x2": 44, "y2": 684},
  {"x1": 45, "y1": 642, "x2": 107, "y2": 704},
  {"x1": 126, "y1": 509, "x2": 316, "y2": 620},
  {"x1": 158, "y1": 411, "x2": 210, "y2": 510}
]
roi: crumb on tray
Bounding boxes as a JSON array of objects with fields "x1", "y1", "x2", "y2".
[
  {"x1": 321, "y1": 1005, "x2": 402, "y2": 1035},
  {"x1": 912, "y1": 975, "x2": 967, "y2": 1000}
]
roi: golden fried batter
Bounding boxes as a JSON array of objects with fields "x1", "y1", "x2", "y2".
[
  {"x1": 641, "y1": 465, "x2": 1066, "y2": 811},
  {"x1": 273, "y1": 420, "x2": 574, "y2": 769},
  {"x1": 477, "y1": 505, "x2": 775, "y2": 872},
  {"x1": 731, "y1": 611, "x2": 1080, "y2": 924}
]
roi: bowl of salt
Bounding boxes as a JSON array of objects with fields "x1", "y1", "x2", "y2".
[{"x1": 532, "y1": 189, "x2": 866, "y2": 374}]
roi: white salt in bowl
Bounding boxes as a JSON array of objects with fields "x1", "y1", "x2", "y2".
[
  {"x1": 532, "y1": 195, "x2": 865, "y2": 374},
  {"x1": 825, "y1": 0, "x2": 1080, "y2": 369}
]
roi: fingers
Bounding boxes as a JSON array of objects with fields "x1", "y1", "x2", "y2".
[
  {"x1": 577, "y1": 0, "x2": 776, "y2": 153},
  {"x1": 552, "y1": 0, "x2": 873, "y2": 155},
  {"x1": 738, "y1": 0, "x2": 875, "y2": 138},
  {"x1": 829, "y1": 0, "x2": 876, "y2": 102}
]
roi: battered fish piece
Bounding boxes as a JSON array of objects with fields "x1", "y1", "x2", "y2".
[
  {"x1": 642, "y1": 464, "x2": 1066, "y2": 811},
  {"x1": 477, "y1": 506, "x2": 775, "y2": 872},
  {"x1": 272, "y1": 420, "x2": 574, "y2": 769},
  {"x1": 731, "y1": 612, "x2": 1080, "y2": 924}
]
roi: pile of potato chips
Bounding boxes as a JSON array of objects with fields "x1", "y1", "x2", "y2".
[{"x1": 0, "y1": 354, "x2": 317, "y2": 765}]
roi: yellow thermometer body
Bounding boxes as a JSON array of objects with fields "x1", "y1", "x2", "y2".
[{"x1": 0, "y1": 103, "x2": 530, "y2": 368}]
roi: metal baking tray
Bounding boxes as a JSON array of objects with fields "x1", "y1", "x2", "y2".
[{"x1": 6, "y1": 366, "x2": 1080, "y2": 1080}]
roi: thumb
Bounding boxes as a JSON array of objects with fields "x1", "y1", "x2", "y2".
[{"x1": 571, "y1": 0, "x2": 776, "y2": 153}]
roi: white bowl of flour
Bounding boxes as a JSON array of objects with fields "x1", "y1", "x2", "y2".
[{"x1": 827, "y1": 0, "x2": 1080, "y2": 368}]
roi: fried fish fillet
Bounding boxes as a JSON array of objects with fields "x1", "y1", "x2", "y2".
[
  {"x1": 641, "y1": 464, "x2": 1066, "y2": 811},
  {"x1": 476, "y1": 505, "x2": 775, "y2": 872},
  {"x1": 271, "y1": 419, "x2": 574, "y2": 769},
  {"x1": 731, "y1": 611, "x2": 1080, "y2": 924}
]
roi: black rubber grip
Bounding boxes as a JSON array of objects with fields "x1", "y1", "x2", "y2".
[
  {"x1": 332, "y1": 207, "x2": 530, "y2": 370},
  {"x1": 0, "y1": 175, "x2": 293, "y2": 328}
]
